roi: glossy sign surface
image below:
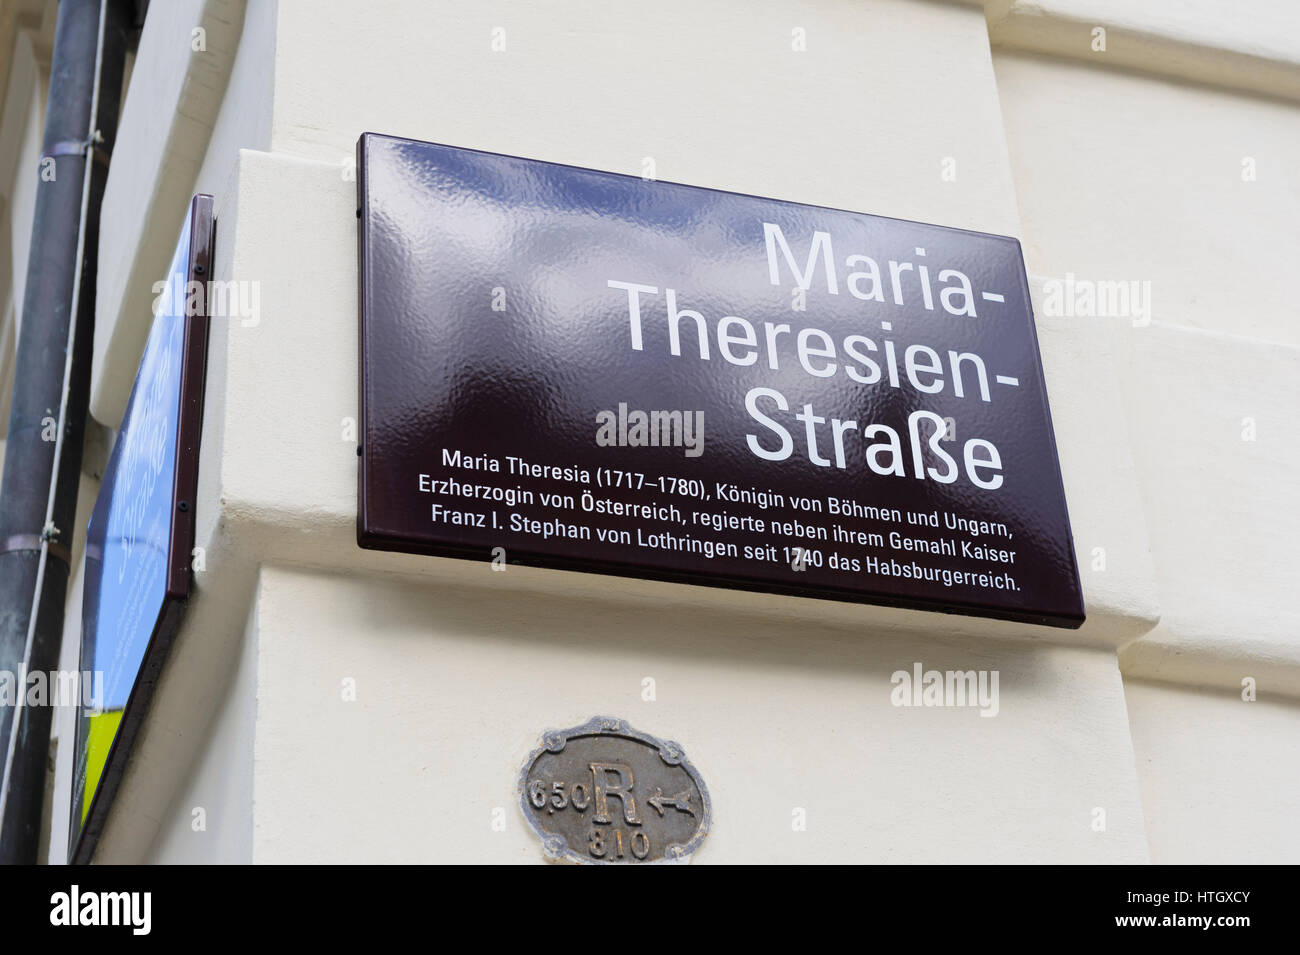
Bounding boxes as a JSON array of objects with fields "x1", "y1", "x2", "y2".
[
  {"x1": 357, "y1": 134, "x2": 1084, "y2": 627},
  {"x1": 70, "y1": 195, "x2": 212, "y2": 863}
]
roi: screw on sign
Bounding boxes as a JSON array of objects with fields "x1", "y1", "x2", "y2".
[{"x1": 519, "y1": 717, "x2": 711, "y2": 864}]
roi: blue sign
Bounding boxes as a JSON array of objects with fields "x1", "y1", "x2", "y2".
[{"x1": 69, "y1": 195, "x2": 212, "y2": 863}]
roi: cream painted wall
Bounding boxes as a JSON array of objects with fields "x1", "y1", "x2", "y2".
[
  {"x1": 994, "y1": 52, "x2": 1300, "y2": 692},
  {"x1": 986, "y1": 0, "x2": 1300, "y2": 101},
  {"x1": 993, "y1": 45, "x2": 1300, "y2": 862},
  {"x1": 271, "y1": 0, "x2": 1024, "y2": 236},
  {"x1": 1125, "y1": 680, "x2": 1300, "y2": 864},
  {"x1": 247, "y1": 564, "x2": 1147, "y2": 864},
  {"x1": 144, "y1": 596, "x2": 256, "y2": 864},
  {"x1": 90, "y1": 0, "x2": 250, "y2": 428},
  {"x1": 993, "y1": 51, "x2": 1300, "y2": 345}
]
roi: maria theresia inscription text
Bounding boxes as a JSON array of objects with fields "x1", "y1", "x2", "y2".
[{"x1": 428, "y1": 448, "x2": 1020, "y2": 587}]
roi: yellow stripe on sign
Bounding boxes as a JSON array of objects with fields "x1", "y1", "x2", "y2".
[{"x1": 81, "y1": 709, "x2": 124, "y2": 823}]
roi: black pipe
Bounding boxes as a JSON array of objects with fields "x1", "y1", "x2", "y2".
[{"x1": 0, "y1": 0, "x2": 130, "y2": 864}]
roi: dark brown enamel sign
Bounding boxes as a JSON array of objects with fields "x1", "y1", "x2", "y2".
[{"x1": 356, "y1": 133, "x2": 1085, "y2": 627}]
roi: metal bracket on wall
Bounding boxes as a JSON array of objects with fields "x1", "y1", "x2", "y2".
[
  {"x1": 40, "y1": 135, "x2": 110, "y2": 171},
  {"x1": 0, "y1": 533, "x2": 70, "y2": 568}
]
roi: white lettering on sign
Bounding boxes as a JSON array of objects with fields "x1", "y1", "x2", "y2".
[{"x1": 606, "y1": 224, "x2": 1024, "y2": 490}]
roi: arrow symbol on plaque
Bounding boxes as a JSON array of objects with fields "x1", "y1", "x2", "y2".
[{"x1": 648, "y1": 788, "x2": 695, "y2": 818}]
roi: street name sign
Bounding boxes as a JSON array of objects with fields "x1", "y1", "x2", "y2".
[{"x1": 356, "y1": 134, "x2": 1084, "y2": 627}]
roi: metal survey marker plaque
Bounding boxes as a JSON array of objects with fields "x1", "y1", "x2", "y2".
[{"x1": 518, "y1": 717, "x2": 711, "y2": 864}]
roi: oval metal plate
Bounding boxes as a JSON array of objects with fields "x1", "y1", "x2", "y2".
[{"x1": 518, "y1": 716, "x2": 711, "y2": 864}]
